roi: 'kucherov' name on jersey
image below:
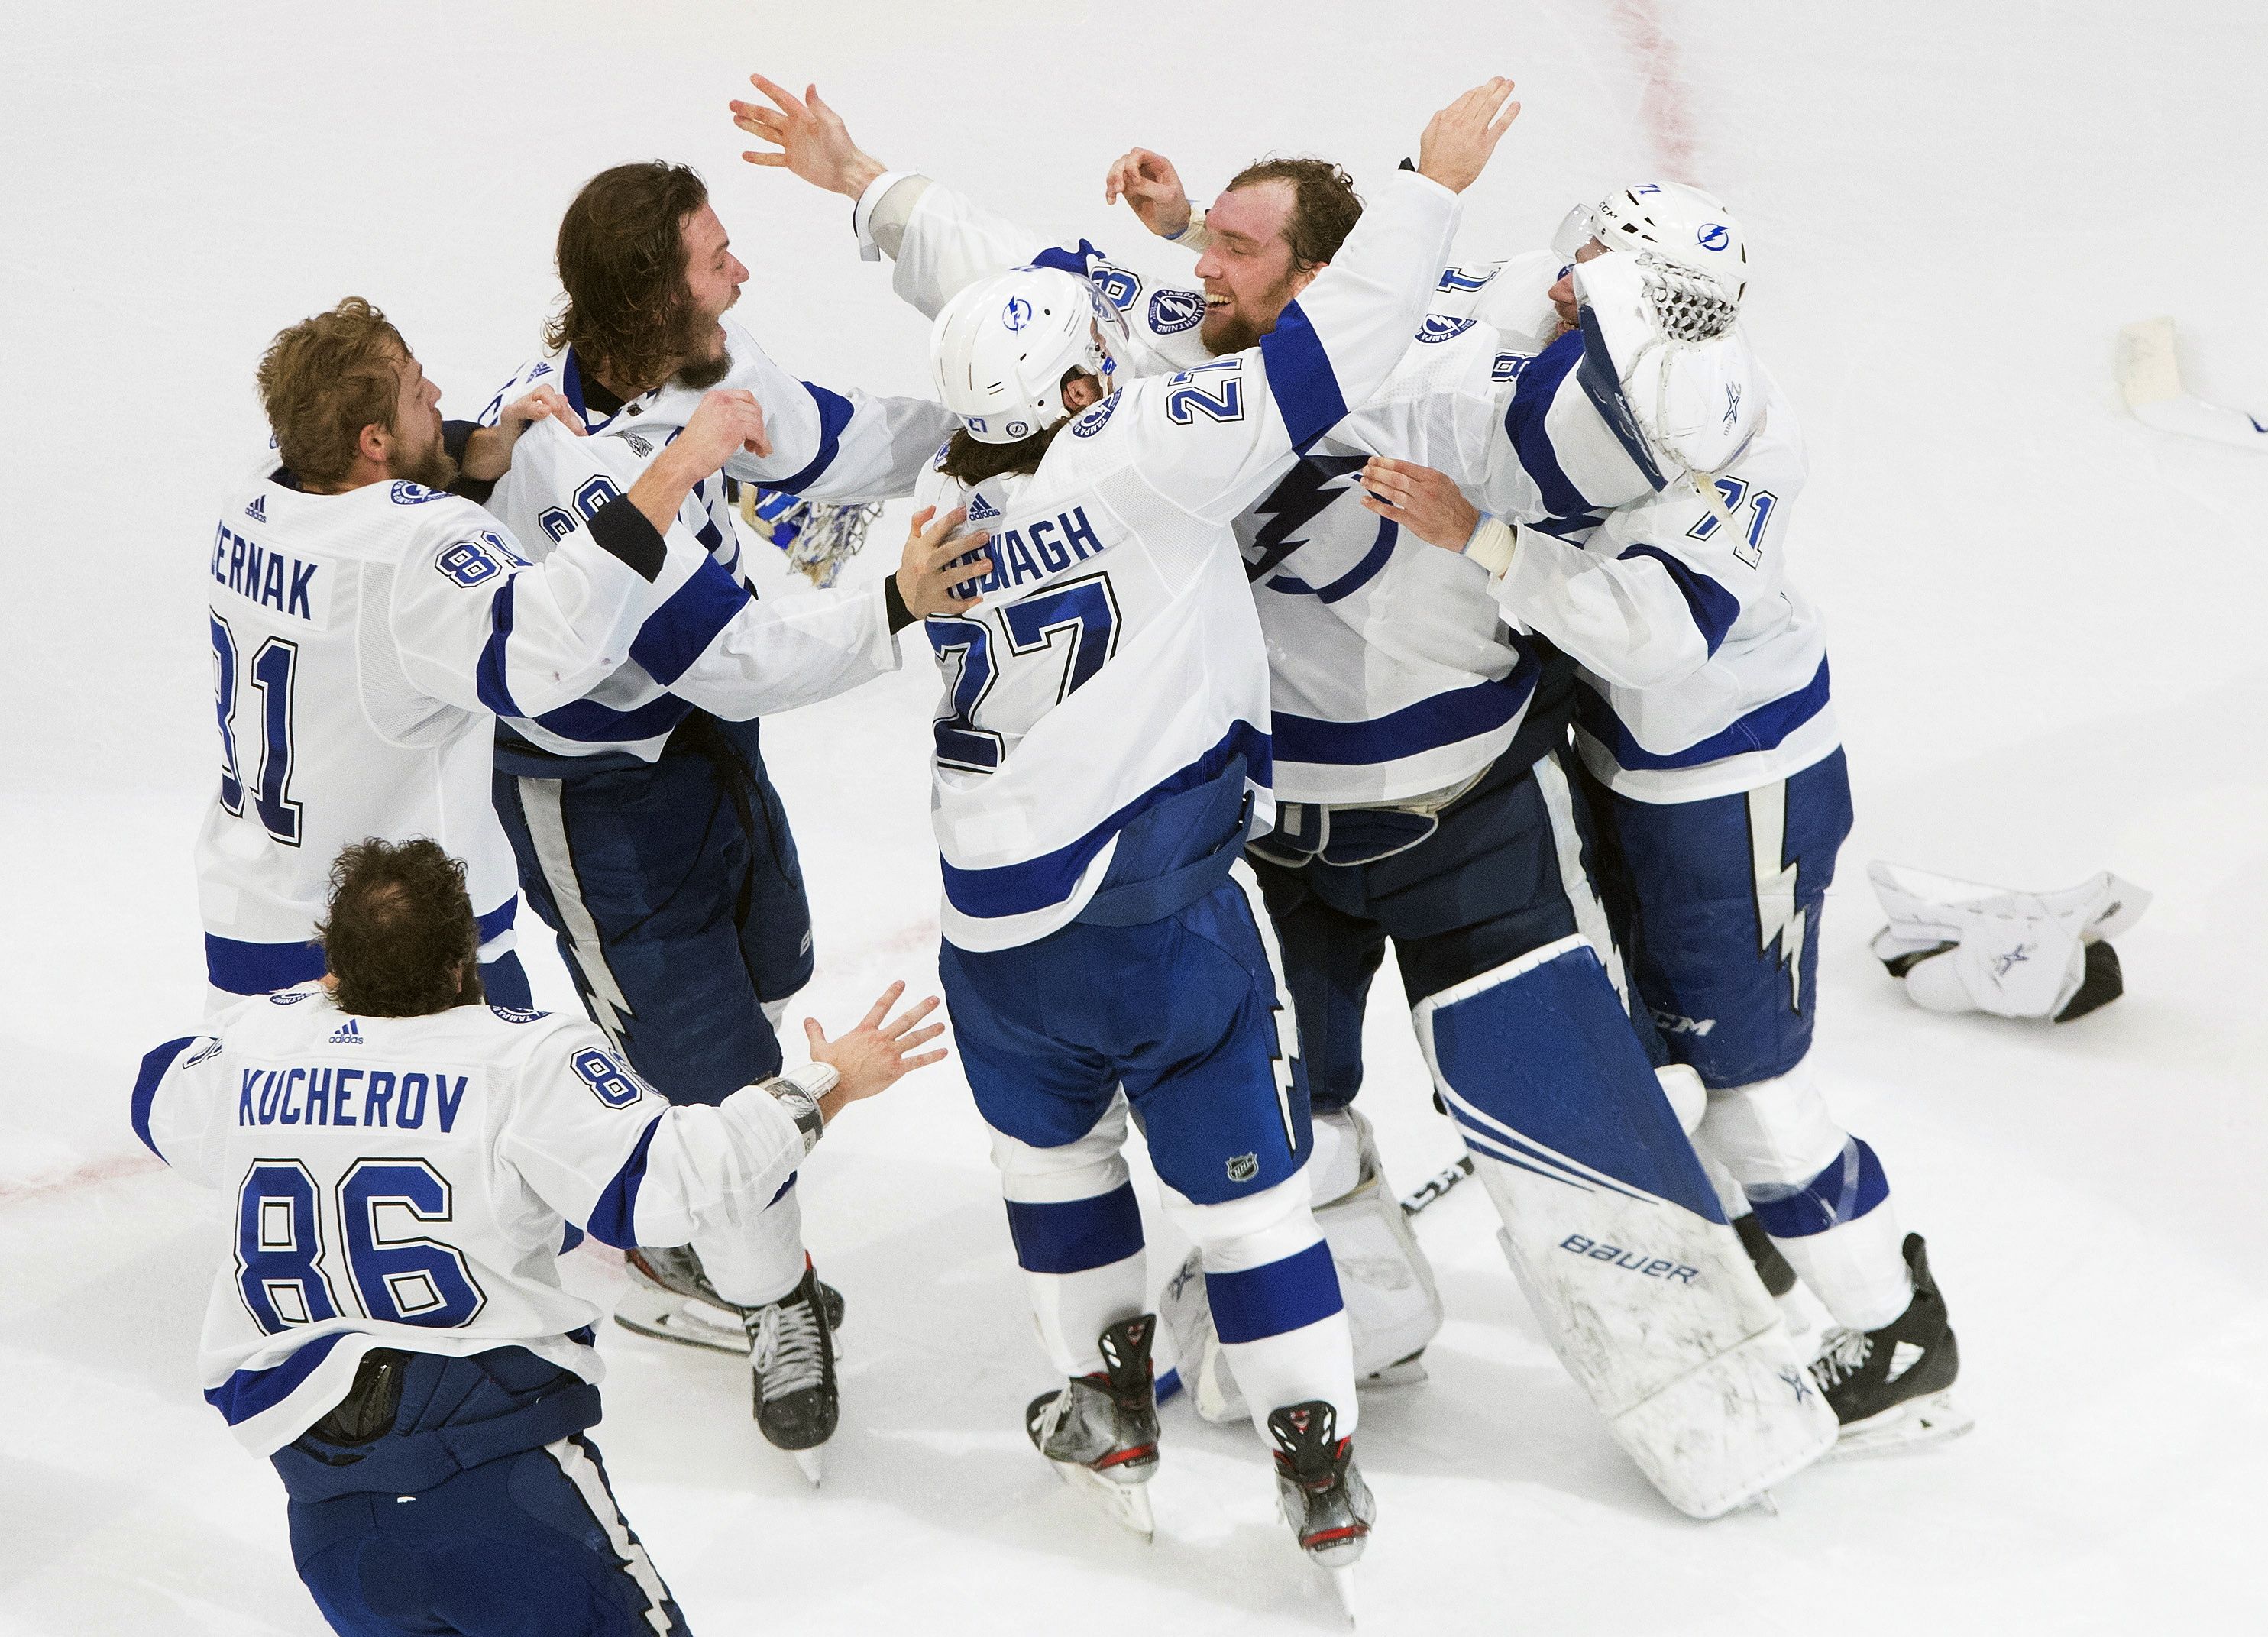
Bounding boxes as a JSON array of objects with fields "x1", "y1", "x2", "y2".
[
  {"x1": 477, "y1": 317, "x2": 956, "y2": 763},
  {"x1": 129, "y1": 988, "x2": 810, "y2": 1454},
  {"x1": 911, "y1": 169, "x2": 1461, "y2": 950},
  {"x1": 196, "y1": 466, "x2": 684, "y2": 990}
]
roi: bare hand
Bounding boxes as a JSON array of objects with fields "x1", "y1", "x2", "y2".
[
  {"x1": 677, "y1": 389, "x2": 772, "y2": 471},
  {"x1": 1359, "y1": 457, "x2": 1481, "y2": 550},
  {"x1": 1416, "y1": 78, "x2": 1522, "y2": 195},
  {"x1": 896, "y1": 504, "x2": 994, "y2": 618},
  {"x1": 732, "y1": 76, "x2": 887, "y2": 199},
  {"x1": 458, "y1": 386, "x2": 585, "y2": 481},
  {"x1": 803, "y1": 981, "x2": 947, "y2": 1118},
  {"x1": 1104, "y1": 147, "x2": 1191, "y2": 239}
]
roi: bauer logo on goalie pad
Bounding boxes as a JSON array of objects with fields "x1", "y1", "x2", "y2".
[
  {"x1": 1226, "y1": 1152, "x2": 1259, "y2": 1183},
  {"x1": 1558, "y1": 1234, "x2": 1699, "y2": 1283}
]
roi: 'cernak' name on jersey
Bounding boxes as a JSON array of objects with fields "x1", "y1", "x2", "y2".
[
  {"x1": 235, "y1": 1065, "x2": 471, "y2": 1132},
  {"x1": 210, "y1": 523, "x2": 319, "y2": 622},
  {"x1": 970, "y1": 506, "x2": 1107, "y2": 596}
]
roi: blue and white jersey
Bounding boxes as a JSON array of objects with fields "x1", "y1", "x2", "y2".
[
  {"x1": 477, "y1": 315, "x2": 951, "y2": 762},
  {"x1": 129, "y1": 988, "x2": 811, "y2": 1454},
  {"x1": 1478, "y1": 363, "x2": 1837, "y2": 803},
  {"x1": 853, "y1": 170, "x2": 1217, "y2": 376},
  {"x1": 194, "y1": 461, "x2": 681, "y2": 992},
  {"x1": 914, "y1": 170, "x2": 1461, "y2": 950},
  {"x1": 477, "y1": 419, "x2": 903, "y2": 764}
]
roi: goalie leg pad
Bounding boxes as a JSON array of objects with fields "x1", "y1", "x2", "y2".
[{"x1": 1414, "y1": 935, "x2": 1836, "y2": 1519}]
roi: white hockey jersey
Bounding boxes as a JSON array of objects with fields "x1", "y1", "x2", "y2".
[
  {"x1": 914, "y1": 170, "x2": 1460, "y2": 950},
  {"x1": 859, "y1": 180, "x2": 1623, "y2": 804},
  {"x1": 130, "y1": 987, "x2": 812, "y2": 1454},
  {"x1": 477, "y1": 316, "x2": 953, "y2": 762},
  {"x1": 1422, "y1": 251, "x2": 1843, "y2": 801},
  {"x1": 195, "y1": 464, "x2": 685, "y2": 993}
]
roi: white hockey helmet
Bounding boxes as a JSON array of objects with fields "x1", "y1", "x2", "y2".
[
  {"x1": 1554, "y1": 180, "x2": 1747, "y2": 305},
  {"x1": 930, "y1": 267, "x2": 1124, "y2": 445}
]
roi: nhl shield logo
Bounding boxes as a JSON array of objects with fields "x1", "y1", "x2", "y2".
[{"x1": 1225, "y1": 1152, "x2": 1259, "y2": 1184}]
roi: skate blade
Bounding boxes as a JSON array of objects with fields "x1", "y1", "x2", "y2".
[
  {"x1": 613, "y1": 1289, "x2": 749, "y2": 1355},
  {"x1": 792, "y1": 1446, "x2": 825, "y2": 1487},
  {"x1": 1329, "y1": 1566, "x2": 1360, "y2": 1626},
  {"x1": 1047, "y1": 1459, "x2": 1155, "y2": 1541},
  {"x1": 1827, "y1": 1390, "x2": 1975, "y2": 1461}
]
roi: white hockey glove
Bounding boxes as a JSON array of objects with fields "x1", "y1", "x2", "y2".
[
  {"x1": 1868, "y1": 861, "x2": 2150, "y2": 1023},
  {"x1": 1571, "y1": 251, "x2": 1761, "y2": 488}
]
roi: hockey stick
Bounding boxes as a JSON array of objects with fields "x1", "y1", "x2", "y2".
[
  {"x1": 1399, "y1": 1154, "x2": 1474, "y2": 1216},
  {"x1": 2117, "y1": 318, "x2": 2268, "y2": 451}
]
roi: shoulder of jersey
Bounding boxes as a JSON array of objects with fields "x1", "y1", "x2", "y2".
[{"x1": 1064, "y1": 388, "x2": 1128, "y2": 442}]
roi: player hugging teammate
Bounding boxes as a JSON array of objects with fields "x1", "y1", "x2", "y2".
[{"x1": 146, "y1": 63, "x2": 1978, "y2": 1637}]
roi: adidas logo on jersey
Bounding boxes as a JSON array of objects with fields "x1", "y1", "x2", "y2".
[
  {"x1": 244, "y1": 494, "x2": 267, "y2": 523},
  {"x1": 328, "y1": 1019, "x2": 365, "y2": 1045},
  {"x1": 966, "y1": 492, "x2": 1001, "y2": 522}
]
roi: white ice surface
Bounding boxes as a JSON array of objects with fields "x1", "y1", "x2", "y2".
[{"x1": 4, "y1": 2, "x2": 2266, "y2": 1631}]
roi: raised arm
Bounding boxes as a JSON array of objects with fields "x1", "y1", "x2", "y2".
[
  {"x1": 1127, "y1": 79, "x2": 1519, "y2": 523},
  {"x1": 499, "y1": 986, "x2": 943, "y2": 1253}
]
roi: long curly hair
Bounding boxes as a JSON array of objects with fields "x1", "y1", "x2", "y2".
[{"x1": 545, "y1": 161, "x2": 710, "y2": 395}]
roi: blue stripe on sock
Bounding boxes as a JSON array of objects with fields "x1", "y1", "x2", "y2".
[
  {"x1": 1004, "y1": 1183, "x2": 1144, "y2": 1275},
  {"x1": 1204, "y1": 1239, "x2": 1342, "y2": 1345},
  {"x1": 1748, "y1": 1137, "x2": 1889, "y2": 1239}
]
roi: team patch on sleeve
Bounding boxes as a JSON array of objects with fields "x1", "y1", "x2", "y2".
[
  {"x1": 1069, "y1": 393, "x2": 1122, "y2": 438},
  {"x1": 389, "y1": 480, "x2": 446, "y2": 506},
  {"x1": 489, "y1": 1006, "x2": 549, "y2": 1024},
  {"x1": 1148, "y1": 288, "x2": 1205, "y2": 335},
  {"x1": 1415, "y1": 314, "x2": 1477, "y2": 344}
]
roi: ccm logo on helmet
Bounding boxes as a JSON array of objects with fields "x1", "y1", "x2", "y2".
[
  {"x1": 1002, "y1": 296, "x2": 1033, "y2": 330},
  {"x1": 1697, "y1": 222, "x2": 1731, "y2": 251}
]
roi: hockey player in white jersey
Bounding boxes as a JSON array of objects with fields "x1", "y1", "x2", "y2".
[
  {"x1": 736, "y1": 85, "x2": 1833, "y2": 1518},
  {"x1": 135, "y1": 837, "x2": 943, "y2": 1637},
  {"x1": 1369, "y1": 183, "x2": 1968, "y2": 1456},
  {"x1": 471, "y1": 160, "x2": 971, "y2": 1473},
  {"x1": 198, "y1": 296, "x2": 766, "y2": 1014},
  {"x1": 880, "y1": 86, "x2": 1513, "y2": 1601}
]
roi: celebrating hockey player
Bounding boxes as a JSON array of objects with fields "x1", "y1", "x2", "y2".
[
  {"x1": 1367, "y1": 183, "x2": 1969, "y2": 1454},
  {"x1": 827, "y1": 82, "x2": 1510, "y2": 1606},
  {"x1": 471, "y1": 160, "x2": 971, "y2": 1478},
  {"x1": 197, "y1": 296, "x2": 767, "y2": 1013},
  {"x1": 736, "y1": 83, "x2": 1833, "y2": 1515},
  {"x1": 132, "y1": 837, "x2": 943, "y2": 1637}
]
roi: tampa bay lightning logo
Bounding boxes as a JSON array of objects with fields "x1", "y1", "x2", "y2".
[
  {"x1": 1415, "y1": 314, "x2": 1476, "y2": 345},
  {"x1": 389, "y1": 480, "x2": 443, "y2": 505},
  {"x1": 489, "y1": 1005, "x2": 548, "y2": 1024},
  {"x1": 1697, "y1": 222, "x2": 1731, "y2": 252},
  {"x1": 931, "y1": 439, "x2": 953, "y2": 470},
  {"x1": 1148, "y1": 288, "x2": 1205, "y2": 335},
  {"x1": 1002, "y1": 296, "x2": 1033, "y2": 331},
  {"x1": 1070, "y1": 391, "x2": 1121, "y2": 438}
]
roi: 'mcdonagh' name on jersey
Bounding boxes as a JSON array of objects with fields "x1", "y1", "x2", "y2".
[{"x1": 911, "y1": 169, "x2": 1460, "y2": 950}]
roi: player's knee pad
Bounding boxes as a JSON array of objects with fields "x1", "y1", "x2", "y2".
[
  {"x1": 991, "y1": 1100, "x2": 1142, "y2": 1279},
  {"x1": 1694, "y1": 1063, "x2": 1849, "y2": 1189}
]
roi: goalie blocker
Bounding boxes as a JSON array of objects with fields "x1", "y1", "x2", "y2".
[{"x1": 1414, "y1": 934, "x2": 1836, "y2": 1519}]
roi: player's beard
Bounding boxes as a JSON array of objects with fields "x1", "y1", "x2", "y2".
[
  {"x1": 392, "y1": 432, "x2": 458, "y2": 493},
  {"x1": 1199, "y1": 272, "x2": 1302, "y2": 357},
  {"x1": 668, "y1": 304, "x2": 734, "y2": 390}
]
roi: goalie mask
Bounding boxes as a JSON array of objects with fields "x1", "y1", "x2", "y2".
[
  {"x1": 930, "y1": 267, "x2": 1125, "y2": 445},
  {"x1": 1554, "y1": 180, "x2": 1748, "y2": 306}
]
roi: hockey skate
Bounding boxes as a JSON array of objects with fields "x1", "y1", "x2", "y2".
[
  {"x1": 1810, "y1": 1234, "x2": 1972, "y2": 1458},
  {"x1": 1267, "y1": 1400, "x2": 1374, "y2": 1623},
  {"x1": 747, "y1": 1265, "x2": 842, "y2": 1485},
  {"x1": 614, "y1": 1245, "x2": 843, "y2": 1356},
  {"x1": 1025, "y1": 1315, "x2": 1161, "y2": 1540}
]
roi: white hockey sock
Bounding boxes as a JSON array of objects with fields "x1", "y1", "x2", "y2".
[{"x1": 693, "y1": 1174, "x2": 810, "y2": 1308}]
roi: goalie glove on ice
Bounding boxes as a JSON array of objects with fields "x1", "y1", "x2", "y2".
[{"x1": 1868, "y1": 861, "x2": 2150, "y2": 1022}]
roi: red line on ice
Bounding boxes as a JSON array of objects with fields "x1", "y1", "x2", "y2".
[
  {"x1": 0, "y1": 1151, "x2": 164, "y2": 1208},
  {"x1": 1610, "y1": 0, "x2": 1702, "y2": 182}
]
